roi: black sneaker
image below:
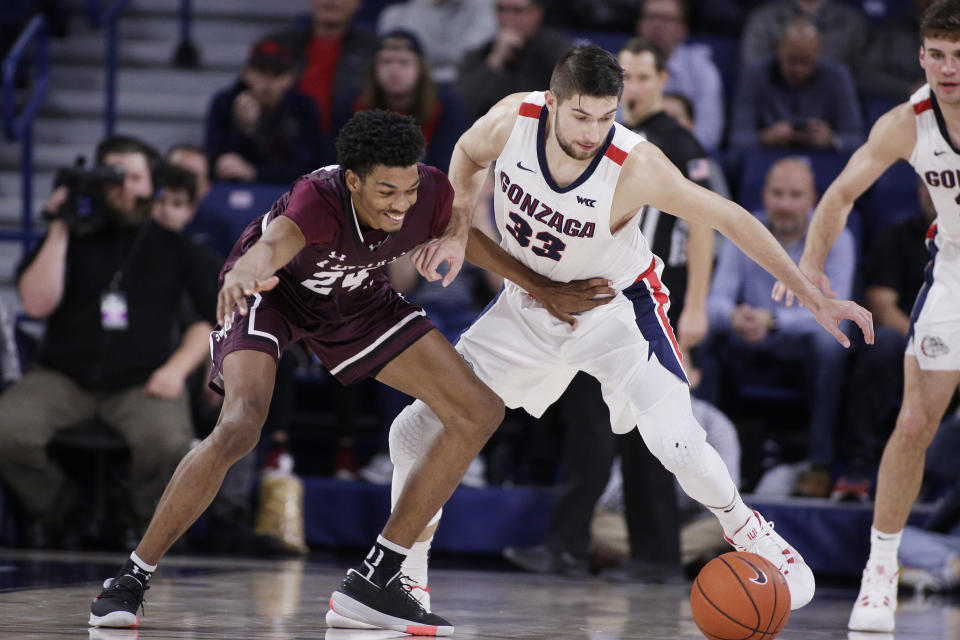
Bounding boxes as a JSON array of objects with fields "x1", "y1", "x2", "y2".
[
  {"x1": 329, "y1": 570, "x2": 453, "y2": 636},
  {"x1": 89, "y1": 570, "x2": 148, "y2": 628}
]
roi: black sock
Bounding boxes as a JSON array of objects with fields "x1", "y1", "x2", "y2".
[
  {"x1": 121, "y1": 558, "x2": 152, "y2": 587},
  {"x1": 357, "y1": 538, "x2": 407, "y2": 588}
]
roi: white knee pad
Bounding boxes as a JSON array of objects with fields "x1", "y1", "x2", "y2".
[
  {"x1": 634, "y1": 385, "x2": 735, "y2": 507},
  {"x1": 389, "y1": 400, "x2": 444, "y2": 526}
]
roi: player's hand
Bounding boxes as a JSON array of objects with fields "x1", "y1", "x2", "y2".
[
  {"x1": 411, "y1": 233, "x2": 467, "y2": 287},
  {"x1": 772, "y1": 257, "x2": 837, "y2": 307},
  {"x1": 677, "y1": 306, "x2": 708, "y2": 349},
  {"x1": 217, "y1": 269, "x2": 280, "y2": 327},
  {"x1": 144, "y1": 364, "x2": 186, "y2": 399},
  {"x1": 810, "y1": 296, "x2": 874, "y2": 348},
  {"x1": 528, "y1": 277, "x2": 617, "y2": 330}
]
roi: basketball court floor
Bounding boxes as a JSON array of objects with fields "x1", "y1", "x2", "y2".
[{"x1": 0, "y1": 549, "x2": 954, "y2": 639}]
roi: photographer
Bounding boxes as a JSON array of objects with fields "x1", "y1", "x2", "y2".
[{"x1": 0, "y1": 135, "x2": 220, "y2": 548}]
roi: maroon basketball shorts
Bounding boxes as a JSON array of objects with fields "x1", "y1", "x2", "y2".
[{"x1": 208, "y1": 286, "x2": 435, "y2": 393}]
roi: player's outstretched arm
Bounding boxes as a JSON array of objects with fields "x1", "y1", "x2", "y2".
[
  {"x1": 412, "y1": 93, "x2": 526, "y2": 287},
  {"x1": 217, "y1": 216, "x2": 305, "y2": 327},
  {"x1": 773, "y1": 103, "x2": 915, "y2": 306},
  {"x1": 620, "y1": 144, "x2": 874, "y2": 348}
]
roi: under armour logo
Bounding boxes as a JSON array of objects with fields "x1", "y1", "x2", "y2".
[
  {"x1": 329, "y1": 251, "x2": 346, "y2": 262},
  {"x1": 576, "y1": 195, "x2": 596, "y2": 207},
  {"x1": 368, "y1": 241, "x2": 385, "y2": 251}
]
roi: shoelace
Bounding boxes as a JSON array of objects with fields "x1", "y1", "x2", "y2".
[
  {"x1": 858, "y1": 568, "x2": 898, "y2": 606},
  {"x1": 738, "y1": 520, "x2": 792, "y2": 570},
  {"x1": 100, "y1": 576, "x2": 150, "y2": 616},
  {"x1": 396, "y1": 574, "x2": 426, "y2": 612}
]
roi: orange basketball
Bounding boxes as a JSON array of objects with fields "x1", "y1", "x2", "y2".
[{"x1": 690, "y1": 551, "x2": 791, "y2": 640}]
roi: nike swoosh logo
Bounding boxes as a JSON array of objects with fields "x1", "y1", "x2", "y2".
[
  {"x1": 935, "y1": 150, "x2": 947, "y2": 156},
  {"x1": 516, "y1": 161, "x2": 536, "y2": 172},
  {"x1": 741, "y1": 558, "x2": 769, "y2": 585}
]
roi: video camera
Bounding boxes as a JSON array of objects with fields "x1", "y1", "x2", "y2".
[{"x1": 51, "y1": 157, "x2": 125, "y2": 236}]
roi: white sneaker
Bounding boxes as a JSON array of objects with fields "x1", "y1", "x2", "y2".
[
  {"x1": 725, "y1": 510, "x2": 815, "y2": 610},
  {"x1": 357, "y1": 453, "x2": 394, "y2": 485},
  {"x1": 848, "y1": 563, "x2": 898, "y2": 632},
  {"x1": 325, "y1": 578, "x2": 431, "y2": 629}
]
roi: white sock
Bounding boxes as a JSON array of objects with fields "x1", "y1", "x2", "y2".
[
  {"x1": 402, "y1": 538, "x2": 432, "y2": 586},
  {"x1": 707, "y1": 491, "x2": 754, "y2": 538},
  {"x1": 867, "y1": 527, "x2": 902, "y2": 568},
  {"x1": 130, "y1": 551, "x2": 156, "y2": 573}
]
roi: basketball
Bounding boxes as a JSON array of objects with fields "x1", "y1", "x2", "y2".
[{"x1": 690, "y1": 551, "x2": 791, "y2": 640}]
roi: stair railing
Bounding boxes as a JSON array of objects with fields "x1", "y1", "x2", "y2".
[
  {"x1": 1, "y1": 14, "x2": 50, "y2": 253},
  {"x1": 85, "y1": 0, "x2": 133, "y2": 136}
]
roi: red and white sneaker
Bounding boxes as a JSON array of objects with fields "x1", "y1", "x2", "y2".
[
  {"x1": 326, "y1": 578, "x2": 430, "y2": 630},
  {"x1": 725, "y1": 510, "x2": 816, "y2": 610},
  {"x1": 848, "y1": 563, "x2": 898, "y2": 632}
]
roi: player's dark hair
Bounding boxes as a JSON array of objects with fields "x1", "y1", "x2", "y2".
[
  {"x1": 620, "y1": 36, "x2": 666, "y2": 72},
  {"x1": 920, "y1": 0, "x2": 960, "y2": 42},
  {"x1": 549, "y1": 45, "x2": 624, "y2": 104},
  {"x1": 336, "y1": 110, "x2": 425, "y2": 179}
]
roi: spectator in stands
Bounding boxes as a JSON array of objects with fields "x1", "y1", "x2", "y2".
[
  {"x1": 739, "y1": 0, "x2": 868, "y2": 73},
  {"x1": 636, "y1": 0, "x2": 724, "y2": 150},
  {"x1": 701, "y1": 158, "x2": 855, "y2": 498},
  {"x1": 857, "y1": 0, "x2": 931, "y2": 98},
  {"x1": 337, "y1": 30, "x2": 465, "y2": 172},
  {"x1": 456, "y1": 0, "x2": 570, "y2": 123},
  {"x1": 377, "y1": 0, "x2": 497, "y2": 85},
  {"x1": 836, "y1": 179, "x2": 936, "y2": 495},
  {"x1": 0, "y1": 135, "x2": 219, "y2": 547},
  {"x1": 661, "y1": 91, "x2": 732, "y2": 200},
  {"x1": 167, "y1": 144, "x2": 210, "y2": 202},
  {"x1": 730, "y1": 17, "x2": 864, "y2": 152},
  {"x1": 282, "y1": 0, "x2": 377, "y2": 135},
  {"x1": 164, "y1": 144, "x2": 236, "y2": 258},
  {"x1": 205, "y1": 37, "x2": 327, "y2": 185}
]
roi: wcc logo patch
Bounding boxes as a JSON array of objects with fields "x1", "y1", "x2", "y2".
[
  {"x1": 576, "y1": 195, "x2": 596, "y2": 208},
  {"x1": 921, "y1": 335, "x2": 950, "y2": 358}
]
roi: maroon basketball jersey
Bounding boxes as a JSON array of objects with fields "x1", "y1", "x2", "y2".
[{"x1": 223, "y1": 164, "x2": 453, "y2": 315}]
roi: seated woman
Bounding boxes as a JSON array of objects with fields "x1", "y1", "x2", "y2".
[{"x1": 336, "y1": 29, "x2": 465, "y2": 172}]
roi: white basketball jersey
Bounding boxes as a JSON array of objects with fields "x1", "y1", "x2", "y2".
[
  {"x1": 492, "y1": 91, "x2": 654, "y2": 290},
  {"x1": 909, "y1": 84, "x2": 960, "y2": 245}
]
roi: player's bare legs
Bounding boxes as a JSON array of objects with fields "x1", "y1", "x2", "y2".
[
  {"x1": 90, "y1": 349, "x2": 277, "y2": 627},
  {"x1": 376, "y1": 330, "x2": 503, "y2": 545},
  {"x1": 328, "y1": 330, "x2": 503, "y2": 635},
  {"x1": 850, "y1": 356, "x2": 958, "y2": 632},
  {"x1": 136, "y1": 350, "x2": 277, "y2": 564}
]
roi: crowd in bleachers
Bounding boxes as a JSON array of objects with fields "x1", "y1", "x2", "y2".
[{"x1": 0, "y1": 0, "x2": 949, "y2": 554}]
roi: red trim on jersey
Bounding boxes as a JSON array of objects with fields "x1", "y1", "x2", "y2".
[
  {"x1": 927, "y1": 222, "x2": 938, "y2": 241},
  {"x1": 914, "y1": 98, "x2": 932, "y2": 115},
  {"x1": 518, "y1": 103, "x2": 542, "y2": 119},
  {"x1": 635, "y1": 259, "x2": 685, "y2": 370},
  {"x1": 605, "y1": 144, "x2": 628, "y2": 166}
]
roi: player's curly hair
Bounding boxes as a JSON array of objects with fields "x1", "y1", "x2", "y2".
[
  {"x1": 336, "y1": 110, "x2": 425, "y2": 179},
  {"x1": 921, "y1": 0, "x2": 960, "y2": 42}
]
